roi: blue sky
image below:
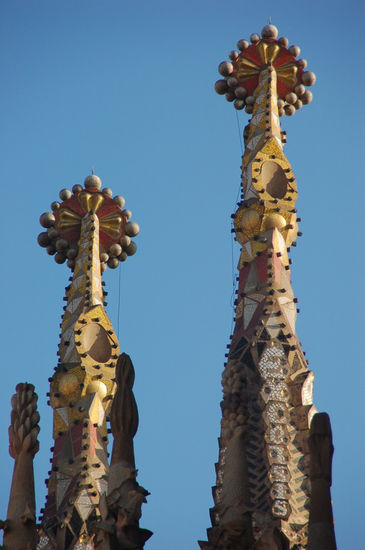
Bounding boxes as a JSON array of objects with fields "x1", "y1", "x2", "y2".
[{"x1": 0, "y1": 1, "x2": 363, "y2": 548}]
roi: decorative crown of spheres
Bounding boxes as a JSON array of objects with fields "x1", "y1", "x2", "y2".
[
  {"x1": 37, "y1": 174, "x2": 140, "y2": 272},
  {"x1": 215, "y1": 24, "x2": 316, "y2": 116}
]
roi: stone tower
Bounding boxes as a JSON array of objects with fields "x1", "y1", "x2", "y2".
[
  {"x1": 199, "y1": 25, "x2": 337, "y2": 550},
  {"x1": 2, "y1": 174, "x2": 152, "y2": 550}
]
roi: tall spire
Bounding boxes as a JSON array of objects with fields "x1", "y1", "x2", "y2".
[
  {"x1": 3, "y1": 173, "x2": 151, "y2": 549},
  {"x1": 200, "y1": 24, "x2": 335, "y2": 550}
]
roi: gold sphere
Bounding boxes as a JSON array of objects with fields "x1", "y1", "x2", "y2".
[
  {"x1": 240, "y1": 209, "x2": 261, "y2": 237},
  {"x1": 86, "y1": 380, "x2": 107, "y2": 399},
  {"x1": 263, "y1": 213, "x2": 286, "y2": 231},
  {"x1": 58, "y1": 373, "x2": 79, "y2": 395}
]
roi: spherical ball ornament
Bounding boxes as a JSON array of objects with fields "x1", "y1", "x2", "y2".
[
  {"x1": 294, "y1": 99, "x2": 303, "y2": 110},
  {"x1": 235, "y1": 86, "x2": 247, "y2": 99},
  {"x1": 125, "y1": 221, "x2": 140, "y2": 237},
  {"x1": 302, "y1": 71, "x2": 316, "y2": 86},
  {"x1": 51, "y1": 201, "x2": 61, "y2": 211},
  {"x1": 55, "y1": 252, "x2": 66, "y2": 264},
  {"x1": 72, "y1": 184, "x2": 83, "y2": 194},
  {"x1": 263, "y1": 213, "x2": 286, "y2": 231},
  {"x1": 301, "y1": 90, "x2": 313, "y2": 104},
  {"x1": 285, "y1": 92, "x2": 297, "y2": 105},
  {"x1": 245, "y1": 105, "x2": 253, "y2": 114},
  {"x1": 47, "y1": 227, "x2": 58, "y2": 239},
  {"x1": 227, "y1": 77, "x2": 238, "y2": 89},
  {"x1": 109, "y1": 243, "x2": 122, "y2": 256},
  {"x1": 289, "y1": 45, "x2": 301, "y2": 57},
  {"x1": 284, "y1": 104, "x2": 296, "y2": 116},
  {"x1": 120, "y1": 235, "x2": 131, "y2": 248},
  {"x1": 229, "y1": 50, "x2": 239, "y2": 60},
  {"x1": 245, "y1": 95, "x2": 255, "y2": 105},
  {"x1": 67, "y1": 248, "x2": 78, "y2": 259},
  {"x1": 118, "y1": 251, "x2": 128, "y2": 262},
  {"x1": 278, "y1": 108, "x2": 285, "y2": 118},
  {"x1": 261, "y1": 24, "x2": 278, "y2": 39},
  {"x1": 234, "y1": 99, "x2": 244, "y2": 110},
  {"x1": 59, "y1": 189, "x2": 72, "y2": 201},
  {"x1": 67, "y1": 259, "x2": 75, "y2": 270},
  {"x1": 102, "y1": 187, "x2": 113, "y2": 197},
  {"x1": 240, "y1": 209, "x2": 261, "y2": 236},
  {"x1": 278, "y1": 37, "x2": 289, "y2": 47},
  {"x1": 225, "y1": 91, "x2": 235, "y2": 102},
  {"x1": 38, "y1": 232, "x2": 50, "y2": 248},
  {"x1": 295, "y1": 84, "x2": 306, "y2": 97},
  {"x1": 40, "y1": 212, "x2": 56, "y2": 228},
  {"x1": 298, "y1": 58, "x2": 307, "y2": 69},
  {"x1": 108, "y1": 257, "x2": 119, "y2": 269},
  {"x1": 59, "y1": 373, "x2": 79, "y2": 396},
  {"x1": 250, "y1": 33, "x2": 260, "y2": 43},
  {"x1": 56, "y1": 238, "x2": 69, "y2": 251},
  {"x1": 100, "y1": 252, "x2": 109, "y2": 263},
  {"x1": 122, "y1": 209, "x2": 132, "y2": 220},
  {"x1": 113, "y1": 195, "x2": 125, "y2": 208},
  {"x1": 215, "y1": 79, "x2": 228, "y2": 95},
  {"x1": 101, "y1": 262, "x2": 106, "y2": 273},
  {"x1": 237, "y1": 39, "x2": 249, "y2": 51},
  {"x1": 84, "y1": 175, "x2": 102, "y2": 190},
  {"x1": 125, "y1": 241, "x2": 137, "y2": 256},
  {"x1": 277, "y1": 98, "x2": 285, "y2": 108},
  {"x1": 46, "y1": 244, "x2": 56, "y2": 256},
  {"x1": 218, "y1": 61, "x2": 233, "y2": 77},
  {"x1": 86, "y1": 380, "x2": 107, "y2": 399}
]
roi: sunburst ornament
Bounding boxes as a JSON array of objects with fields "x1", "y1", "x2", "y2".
[
  {"x1": 37, "y1": 174, "x2": 140, "y2": 271},
  {"x1": 215, "y1": 24, "x2": 316, "y2": 116}
]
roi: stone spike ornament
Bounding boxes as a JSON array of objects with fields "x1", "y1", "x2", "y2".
[
  {"x1": 3, "y1": 173, "x2": 150, "y2": 550},
  {"x1": 199, "y1": 25, "x2": 335, "y2": 549}
]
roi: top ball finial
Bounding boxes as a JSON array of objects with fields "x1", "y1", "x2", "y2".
[{"x1": 261, "y1": 24, "x2": 278, "y2": 39}]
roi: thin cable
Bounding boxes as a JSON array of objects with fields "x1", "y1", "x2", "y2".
[{"x1": 117, "y1": 263, "x2": 122, "y2": 339}]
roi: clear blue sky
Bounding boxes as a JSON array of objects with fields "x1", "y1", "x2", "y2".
[{"x1": 0, "y1": 1, "x2": 363, "y2": 548}]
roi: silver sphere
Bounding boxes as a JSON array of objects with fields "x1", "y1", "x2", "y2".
[
  {"x1": 227, "y1": 77, "x2": 238, "y2": 88},
  {"x1": 46, "y1": 244, "x2": 56, "y2": 256},
  {"x1": 66, "y1": 248, "x2": 77, "y2": 259},
  {"x1": 229, "y1": 50, "x2": 239, "y2": 60},
  {"x1": 47, "y1": 227, "x2": 58, "y2": 239},
  {"x1": 234, "y1": 99, "x2": 244, "y2": 110},
  {"x1": 51, "y1": 201, "x2": 60, "y2": 211},
  {"x1": 245, "y1": 105, "x2": 253, "y2": 114},
  {"x1": 59, "y1": 188, "x2": 72, "y2": 201},
  {"x1": 295, "y1": 84, "x2": 306, "y2": 97},
  {"x1": 67, "y1": 259, "x2": 75, "y2": 270},
  {"x1": 100, "y1": 252, "x2": 109, "y2": 263},
  {"x1": 113, "y1": 195, "x2": 125, "y2": 208},
  {"x1": 84, "y1": 175, "x2": 102, "y2": 190},
  {"x1": 302, "y1": 71, "x2": 316, "y2": 86},
  {"x1": 109, "y1": 243, "x2": 122, "y2": 256},
  {"x1": 122, "y1": 209, "x2": 132, "y2": 220},
  {"x1": 125, "y1": 242, "x2": 137, "y2": 256},
  {"x1": 40, "y1": 212, "x2": 55, "y2": 228},
  {"x1": 107, "y1": 257, "x2": 119, "y2": 269},
  {"x1": 55, "y1": 238, "x2": 69, "y2": 251},
  {"x1": 294, "y1": 99, "x2": 303, "y2": 110},
  {"x1": 261, "y1": 24, "x2": 278, "y2": 39},
  {"x1": 118, "y1": 251, "x2": 128, "y2": 262},
  {"x1": 250, "y1": 33, "x2": 260, "y2": 43},
  {"x1": 37, "y1": 232, "x2": 50, "y2": 248},
  {"x1": 102, "y1": 187, "x2": 113, "y2": 197},
  {"x1": 245, "y1": 95, "x2": 255, "y2": 105},
  {"x1": 237, "y1": 39, "x2": 249, "y2": 51},
  {"x1": 284, "y1": 104, "x2": 296, "y2": 116},
  {"x1": 278, "y1": 108, "x2": 285, "y2": 118},
  {"x1": 278, "y1": 37, "x2": 289, "y2": 47},
  {"x1": 301, "y1": 90, "x2": 313, "y2": 104},
  {"x1": 285, "y1": 92, "x2": 297, "y2": 105},
  {"x1": 225, "y1": 91, "x2": 235, "y2": 102},
  {"x1": 289, "y1": 45, "x2": 301, "y2": 57},
  {"x1": 72, "y1": 184, "x2": 83, "y2": 193},
  {"x1": 215, "y1": 79, "x2": 229, "y2": 95},
  {"x1": 125, "y1": 221, "x2": 140, "y2": 237},
  {"x1": 235, "y1": 86, "x2": 247, "y2": 99},
  {"x1": 218, "y1": 61, "x2": 234, "y2": 77},
  {"x1": 120, "y1": 235, "x2": 131, "y2": 247},
  {"x1": 55, "y1": 252, "x2": 66, "y2": 264},
  {"x1": 277, "y1": 98, "x2": 285, "y2": 108},
  {"x1": 100, "y1": 262, "x2": 107, "y2": 274},
  {"x1": 298, "y1": 58, "x2": 308, "y2": 69}
]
